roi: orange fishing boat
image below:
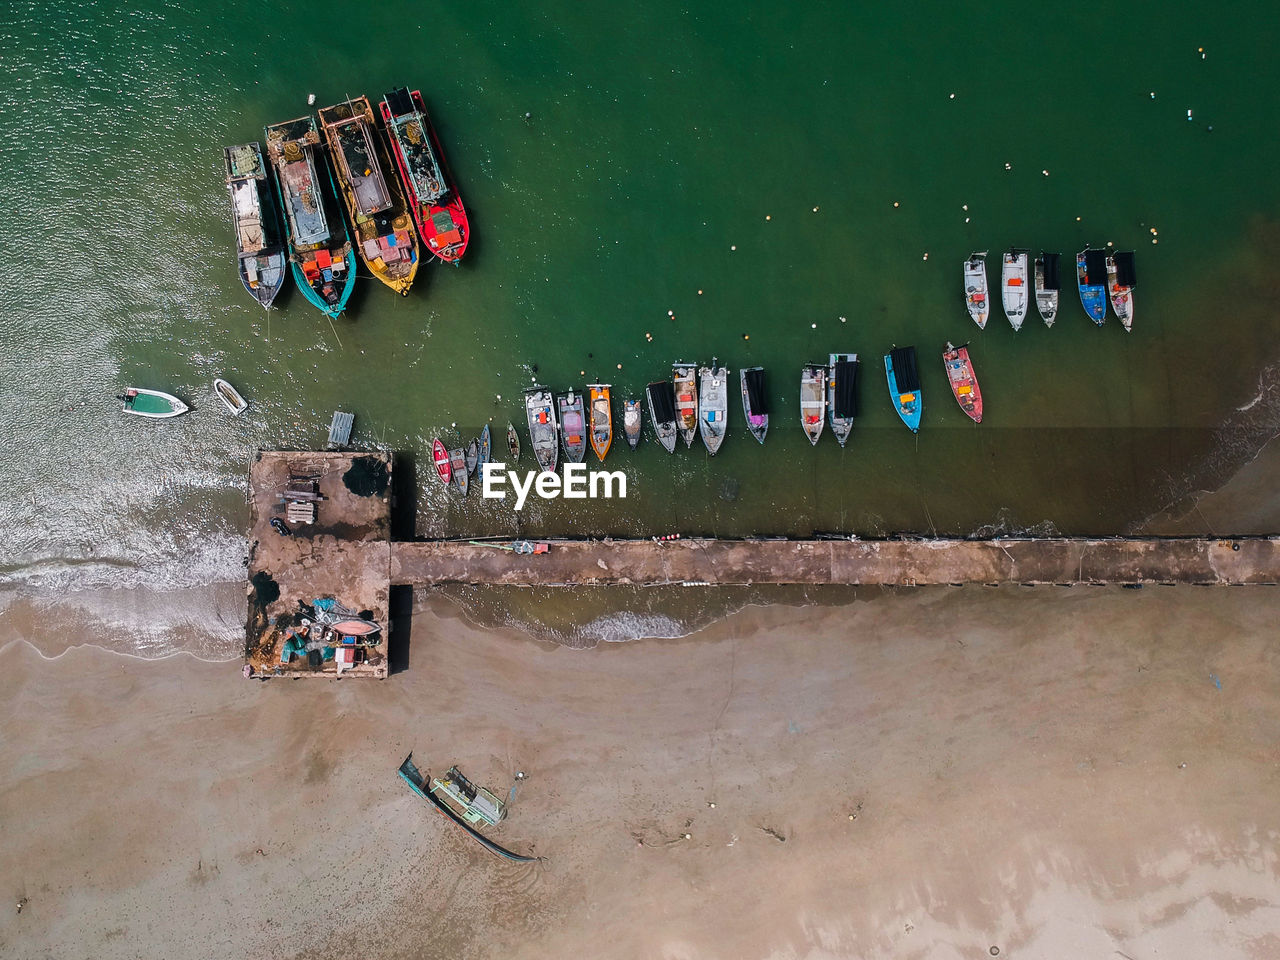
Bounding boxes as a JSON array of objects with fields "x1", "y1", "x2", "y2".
[{"x1": 588, "y1": 384, "x2": 612, "y2": 460}]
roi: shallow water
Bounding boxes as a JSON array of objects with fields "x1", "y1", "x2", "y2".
[{"x1": 1, "y1": 2, "x2": 1279, "y2": 649}]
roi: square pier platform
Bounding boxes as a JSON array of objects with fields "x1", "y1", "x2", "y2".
[{"x1": 245, "y1": 451, "x2": 391, "y2": 679}]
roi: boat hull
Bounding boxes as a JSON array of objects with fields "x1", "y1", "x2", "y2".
[
  {"x1": 942, "y1": 343, "x2": 983, "y2": 423},
  {"x1": 525, "y1": 388, "x2": 559, "y2": 473},
  {"x1": 964, "y1": 252, "x2": 990, "y2": 329},
  {"x1": 884, "y1": 354, "x2": 921, "y2": 433},
  {"x1": 827, "y1": 353, "x2": 856, "y2": 447},
  {"x1": 622, "y1": 400, "x2": 643, "y2": 450},
  {"x1": 800, "y1": 365, "x2": 826, "y2": 445},
  {"x1": 673, "y1": 364, "x2": 698, "y2": 448},
  {"x1": 213, "y1": 378, "x2": 248, "y2": 416},
  {"x1": 432, "y1": 438, "x2": 452, "y2": 485},
  {"x1": 506, "y1": 423, "x2": 521, "y2": 463},
  {"x1": 224, "y1": 143, "x2": 289, "y2": 308},
  {"x1": 559, "y1": 392, "x2": 587, "y2": 463},
  {"x1": 588, "y1": 385, "x2": 612, "y2": 461},
  {"x1": 1077, "y1": 250, "x2": 1107, "y2": 325},
  {"x1": 121, "y1": 388, "x2": 188, "y2": 419},
  {"x1": 698, "y1": 365, "x2": 729, "y2": 456},
  {"x1": 449, "y1": 448, "x2": 468, "y2": 495},
  {"x1": 1001, "y1": 249, "x2": 1029, "y2": 331},
  {"x1": 740, "y1": 368, "x2": 768, "y2": 444},
  {"x1": 1106, "y1": 256, "x2": 1134, "y2": 332},
  {"x1": 1034, "y1": 257, "x2": 1058, "y2": 327}
]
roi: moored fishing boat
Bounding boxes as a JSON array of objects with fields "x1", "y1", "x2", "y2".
[
  {"x1": 1035, "y1": 252, "x2": 1060, "y2": 327},
  {"x1": 964, "y1": 251, "x2": 990, "y2": 329},
  {"x1": 698, "y1": 361, "x2": 729, "y2": 456},
  {"x1": 263, "y1": 116, "x2": 356, "y2": 318},
  {"x1": 378, "y1": 87, "x2": 470, "y2": 263},
  {"x1": 647, "y1": 381, "x2": 678, "y2": 453},
  {"x1": 740, "y1": 367, "x2": 768, "y2": 443},
  {"x1": 213, "y1": 378, "x2": 248, "y2": 416},
  {"x1": 800, "y1": 364, "x2": 827, "y2": 445},
  {"x1": 1077, "y1": 248, "x2": 1108, "y2": 325},
  {"x1": 1106, "y1": 251, "x2": 1136, "y2": 332},
  {"x1": 465, "y1": 437, "x2": 479, "y2": 476},
  {"x1": 622, "y1": 399, "x2": 643, "y2": 450},
  {"x1": 673, "y1": 363, "x2": 698, "y2": 447},
  {"x1": 317, "y1": 97, "x2": 420, "y2": 295},
  {"x1": 588, "y1": 384, "x2": 612, "y2": 461},
  {"x1": 884, "y1": 346, "x2": 922, "y2": 433},
  {"x1": 478, "y1": 423, "x2": 491, "y2": 473},
  {"x1": 558, "y1": 389, "x2": 587, "y2": 463},
  {"x1": 1001, "y1": 248, "x2": 1029, "y2": 331},
  {"x1": 449, "y1": 447, "x2": 468, "y2": 495},
  {"x1": 120, "y1": 388, "x2": 188, "y2": 419},
  {"x1": 506, "y1": 422, "x2": 520, "y2": 462},
  {"x1": 432, "y1": 438, "x2": 452, "y2": 485},
  {"x1": 525, "y1": 387, "x2": 559, "y2": 473},
  {"x1": 942, "y1": 342, "x2": 983, "y2": 423},
  {"x1": 223, "y1": 143, "x2": 287, "y2": 308},
  {"x1": 827, "y1": 353, "x2": 858, "y2": 447}
]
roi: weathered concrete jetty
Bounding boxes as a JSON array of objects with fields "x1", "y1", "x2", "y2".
[{"x1": 245, "y1": 449, "x2": 1277, "y2": 677}]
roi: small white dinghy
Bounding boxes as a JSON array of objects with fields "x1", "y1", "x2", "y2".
[
  {"x1": 1001, "y1": 248, "x2": 1029, "y2": 331},
  {"x1": 213, "y1": 378, "x2": 248, "y2": 415},
  {"x1": 120, "y1": 388, "x2": 188, "y2": 419}
]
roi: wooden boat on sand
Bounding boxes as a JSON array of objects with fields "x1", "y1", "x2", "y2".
[
  {"x1": 964, "y1": 251, "x2": 990, "y2": 329},
  {"x1": 827, "y1": 353, "x2": 858, "y2": 447},
  {"x1": 432, "y1": 438, "x2": 452, "y2": 485},
  {"x1": 223, "y1": 143, "x2": 287, "y2": 308},
  {"x1": 622, "y1": 399, "x2": 643, "y2": 450},
  {"x1": 673, "y1": 363, "x2": 698, "y2": 448},
  {"x1": 884, "y1": 346, "x2": 922, "y2": 433},
  {"x1": 942, "y1": 342, "x2": 983, "y2": 423},
  {"x1": 318, "y1": 96, "x2": 420, "y2": 295},
  {"x1": 263, "y1": 116, "x2": 356, "y2": 318},
  {"x1": 525, "y1": 387, "x2": 559, "y2": 473},
  {"x1": 740, "y1": 367, "x2": 768, "y2": 444},
  {"x1": 379, "y1": 87, "x2": 470, "y2": 263},
  {"x1": 647, "y1": 381, "x2": 678, "y2": 453},
  {"x1": 800, "y1": 364, "x2": 827, "y2": 445},
  {"x1": 698, "y1": 361, "x2": 729, "y2": 456},
  {"x1": 1106, "y1": 251, "x2": 1136, "y2": 332},
  {"x1": 1035, "y1": 253, "x2": 1060, "y2": 327},
  {"x1": 559, "y1": 390, "x2": 587, "y2": 463},
  {"x1": 1001, "y1": 248, "x2": 1029, "y2": 331},
  {"x1": 588, "y1": 384, "x2": 612, "y2": 461},
  {"x1": 1077, "y1": 248, "x2": 1108, "y2": 325},
  {"x1": 213, "y1": 378, "x2": 248, "y2": 416},
  {"x1": 120, "y1": 388, "x2": 188, "y2": 419}
]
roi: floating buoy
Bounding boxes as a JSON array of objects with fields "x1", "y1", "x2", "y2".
[
  {"x1": 1076, "y1": 216, "x2": 1082, "y2": 221},
  {"x1": 697, "y1": 289, "x2": 703, "y2": 295},
  {"x1": 765, "y1": 214, "x2": 771, "y2": 221},
  {"x1": 949, "y1": 93, "x2": 956, "y2": 100},
  {"x1": 811, "y1": 322, "x2": 817, "y2": 329},
  {"x1": 1004, "y1": 162, "x2": 1012, "y2": 170},
  {"x1": 307, "y1": 93, "x2": 316, "y2": 105},
  {"x1": 742, "y1": 334, "x2": 749, "y2": 340},
  {"x1": 1042, "y1": 169, "x2": 1049, "y2": 176},
  {"x1": 839, "y1": 316, "x2": 847, "y2": 323},
  {"x1": 893, "y1": 201, "x2": 900, "y2": 208},
  {"x1": 1150, "y1": 91, "x2": 1156, "y2": 99},
  {"x1": 962, "y1": 204, "x2": 968, "y2": 211},
  {"x1": 922, "y1": 253, "x2": 929, "y2": 261},
  {"x1": 1187, "y1": 109, "x2": 1193, "y2": 120},
  {"x1": 667, "y1": 309, "x2": 674, "y2": 316},
  {"x1": 617, "y1": 363, "x2": 622, "y2": 369},
  {"x1": 812, "y1": 206, "x2": 819, "y2": 212},
  {"x1": 965, "y1": 217, "x2": 970, "y2": 223},
  {"x1": 730, "y1": 245, "x2": 736, "y2": 251}
]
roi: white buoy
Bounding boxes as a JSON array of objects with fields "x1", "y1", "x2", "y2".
[{"x1": 307, "y1": 93, "x2": 316, "y2": 105}]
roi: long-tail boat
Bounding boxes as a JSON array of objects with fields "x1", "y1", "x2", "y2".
[
  {"x1": 698, "y1": 361, "x2": 729, "y2": 456},
  {"x1": 740, "y1": 367, "x2": 769, "y2": 443},
  {"x1": 588, "y1": 384, "x2": 612, "y2": 461},
  {"x1": 827, "y1": 353, "x2": 858, "y2": 447},
  {"x1": 942, "y1": 342, "x2": 983, "y2": 423},
  {"x1": 378, "y1": 87, "x2": 470, "y2": 263},
  {"x1": 1106, "y1": 251, "x2": 1136, "y2": 332},
  {"x1": 884, "y1": 346, "x2": 922, "y2": 433},
  {"x1": 317, "y1": 97, "x2": 420, "y2": 295},
  {"x1": 1077, "y1": 248, "x2": 1108, "y2": 325},
  {"x1": 263, "y1": 117, "x2": 356, "y2": 317},
  {"x1": 800, "y1": 364, "x2": 826, "y2": 445},
  {"x1": 673, "y1": 363, "x2": 698, "y2": 448},
  {"x1": 223, "y1": 143, "x2": 287, "y2": 307}
]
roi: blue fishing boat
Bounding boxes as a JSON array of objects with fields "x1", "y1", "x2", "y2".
[
  {"x1": 264, "y1": 116, "x2": 357, "y2": 318},
  {"x1": 1076, "y1": 248, "x2": 1107, "y2": 325},
  {"x1": 884, "y1": 346, "x2": 922, "y2": 433}
]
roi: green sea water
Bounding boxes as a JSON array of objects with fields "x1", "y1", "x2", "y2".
[{"x1": 2, "y1": 1, "x2": 1280, "y2": 632}]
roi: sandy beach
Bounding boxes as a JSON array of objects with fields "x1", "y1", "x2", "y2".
[{"x1": 2, "y1": 584, "x2": 1278, "y2": 959}]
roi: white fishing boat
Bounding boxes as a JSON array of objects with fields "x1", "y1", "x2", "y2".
[
  {"x1": 697, "y1": 360, "x2": 729, "y2": 456},
  {"x1": 120, "y1": 388, "x2": 188, "y2": 419},
  {"x1": 1034, "y1": 253, "x2": 1060, "y2": 327},
  {"x1": 524, "y1": 387, "x2": 559, "y2": 473},
  {"x1": 1106, "y1": 251, "x2": 1136, "y2": 332},
  {"x1": 800, "y1": 364, "x2": 826, "y2": 445},
  {"x1": 827, "y1": 353, "x2": 858, "y2": 447},
  {"x1": 964, "y1": 251, "x2": 990, "y2": 329},
  {"x1": 213, "y1": 378, "x2": 248, "y2": 416},
  {"x1": 1001, "y1": 248, "x2": 1029, "y2": 331}
]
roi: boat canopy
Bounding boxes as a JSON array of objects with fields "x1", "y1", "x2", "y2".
[
  {"x1": 648, "y1": 381, "x2": 676, "y2": 422},
  {"x1": 744, "y1": 368, "x2": 768, "y2": 415},
  {"x1": 889, "y1": 347, "x2": 920, "y2": 393},
  {"x1": 1042, "y1": 252, "x2": 1060, "y2": 290},
  {"x1": 1114, "y1": 251, "x2": 1137, "y2": 286},
  {"x1": 833, "y1": 358, "x2": 859, "y2": 417},
  {"x1": 384, "y1": 87, "x2": 448, "y2": 205},
  {"x1": 1085, "y1": 250, "x2": 1108, "y2": 285}
]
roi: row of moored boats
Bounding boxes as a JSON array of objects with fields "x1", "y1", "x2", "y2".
[
  {"x1": 964, "y1": 248, "x2": 1137, "y2": 331},
  {"x1": 223, "y1": 87, "x2": 468, "y2": 315}
]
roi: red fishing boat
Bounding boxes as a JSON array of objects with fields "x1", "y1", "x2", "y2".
[
  {"x1": 942, "y1": 342, "x2": 983, "y2": 423},
  {"x1": 432, "y1": 438, "x2": 452, "y2": 485},
  {"x1": 379, "y1": 87, "x2": 470, "y2": 263}
]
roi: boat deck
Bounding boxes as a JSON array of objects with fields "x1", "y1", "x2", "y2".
[{"x1": 245, "y1": 451, "x2": 391, "y2": 679}]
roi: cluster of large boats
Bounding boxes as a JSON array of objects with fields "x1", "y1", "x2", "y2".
[
  {"x1": 427, "y1": 346, "x2": 984, "y2": 491},
  {"x1": 964, "y1": 247, "x2": 1136, "y2": 331},
  {"x1": 222, "y1": 88, "x2": 469, "y2": 315}
]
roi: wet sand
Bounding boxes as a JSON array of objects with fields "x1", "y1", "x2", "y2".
[{"x1": 2, "y1": 586, "x2": 1279, "y2": 959}]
